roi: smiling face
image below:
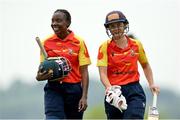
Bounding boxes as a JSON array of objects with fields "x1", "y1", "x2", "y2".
[
  {"x1": 51, "y1": 11, "x2": 70, "y2": 36},
  {"x1": 108, "y1": 22, "x2": 126, "y2": 40}
]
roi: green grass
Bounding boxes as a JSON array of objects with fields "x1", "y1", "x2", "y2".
[
  {"x1": 83, "y1": 105, "x2": 163, "y2": 119},
  {"x1": 84, "y1": 104, "x2": 106, "y2": 119}
]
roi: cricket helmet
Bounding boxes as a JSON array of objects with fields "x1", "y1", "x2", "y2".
[
  {"x1": 104, "y1": 10, "x2": 129, "y2": 28},
  {"x1": 39, "y1": 57, "x2": 71, "y2": 81}
]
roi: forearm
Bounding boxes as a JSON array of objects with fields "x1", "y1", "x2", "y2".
[
  {"x1": 81, "y1": 77, "x2": 89, "y2": 98},
  {"x1": 80, "y1": 66, "x2": 89, "y2": 98},
  {"x1": 98, "y1": 67, "x2": 111, "y2": 89},
  {"x1": 100, "y1": 74, "x2": 111, "y2": 88},
  {"x1": 142, "y1": 63, "x2": 154, "y2": 86},
  {"x1": 142, "y1": 62, "x2": 160, "y2": 94}
]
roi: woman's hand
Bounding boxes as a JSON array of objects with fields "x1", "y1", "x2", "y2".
[
  {"x1": 78, "y1": 96, "x2": 88, "y2": 112},
  {"x1": 36, "y1": 69, "x2": 53, "y2": 81},
  {"x1": 149, "y1": 84, "x2": 160, "y2": 95}
]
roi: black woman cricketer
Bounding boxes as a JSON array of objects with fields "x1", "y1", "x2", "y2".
[{"x1": 36, "y1": 9, "x2": 91, "y2": 119}]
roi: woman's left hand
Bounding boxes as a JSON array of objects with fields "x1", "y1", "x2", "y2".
[
  {"x1": 78, "y1": 96, "x2": 88, "y2": 112},
  {"x1": 150, "y1": 84, "x2": 160, "y2": 95}
]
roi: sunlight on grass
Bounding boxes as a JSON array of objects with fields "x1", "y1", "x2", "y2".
[{"x1": 84, "y1": 104, "x2": 106, "y2": 119}]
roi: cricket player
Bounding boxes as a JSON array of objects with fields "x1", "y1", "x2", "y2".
[
  {"x1": 97, "y1": 10, "x2": 160, "y2": 119},
  {"x1": 36, "y1": 9, "x2": 91, "y2": 119}
]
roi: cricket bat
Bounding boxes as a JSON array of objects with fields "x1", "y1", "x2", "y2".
[
  {"x1": 147, "y1": 92, "x2": 159, "y2": 120},
  {"x1": 35, "y1": 37, "x2": 48, "y2": 60}
]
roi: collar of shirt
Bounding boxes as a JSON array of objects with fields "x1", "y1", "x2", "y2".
[
  {"x1": 52, "y1": 30, "x2": 75, "y2": 42},
  {"x1": 110, "y1": 35, "x2": 132, "y2": 51}
]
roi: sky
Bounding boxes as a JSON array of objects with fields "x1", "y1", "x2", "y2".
[{"x1": 0, "y1": 0, "x2": 180, "y2": 94}]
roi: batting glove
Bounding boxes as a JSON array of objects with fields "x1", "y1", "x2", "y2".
[{"x1": 106, "y1": 85, "x2": 127, "y2": 112}]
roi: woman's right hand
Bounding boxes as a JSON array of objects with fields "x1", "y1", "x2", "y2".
[
  {"x1": 36, "y1": 69, "x2": 53, "y2": 81},
  {"x1": 105, "y1": 85, "x2": 112, "y2": 95}
]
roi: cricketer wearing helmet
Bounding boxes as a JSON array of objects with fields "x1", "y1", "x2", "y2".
[{"x1": 97, "y1": 10, "x2": 160, "y2": 119}]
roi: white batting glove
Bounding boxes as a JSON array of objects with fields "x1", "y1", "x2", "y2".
[{"x1": 106, "y1": 85, "x2": 127, "y2": 112}]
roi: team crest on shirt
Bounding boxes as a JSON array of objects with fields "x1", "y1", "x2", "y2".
[
  {"x1": 68, "y1": 48, "x2": 78, "y2": 56},
  {"x1": 130, "y1": 49, "x2": 135, "y2": 56},
  {"x1": 68, "y1": 48, "x2": 73, "y2": 55}
]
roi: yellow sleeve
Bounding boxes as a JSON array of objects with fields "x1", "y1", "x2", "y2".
[
  {"x1": 78, "y1": 39, "x2": 91, "y2": 66},
  {"x1": 96, "y1": 40, "x2": 110, "y2": 66},
  {"x1": 135, "y1": 40, "x2": 148, "y2": 64}
]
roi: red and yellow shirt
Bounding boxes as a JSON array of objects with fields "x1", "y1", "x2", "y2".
[
  {"x1": 97, "y1": 36, "x2": 148, "y2": 85},
  {"x1": 40, "y1": 31, "x2": 91, "y2": 83}
]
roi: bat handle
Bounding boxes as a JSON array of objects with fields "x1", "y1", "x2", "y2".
[
  {"x1": 35, "y1": 37, "x2": 48, "y2": 59},
  {"x1": 152, "y1": 92, "x2": 157, "y2": 107}
]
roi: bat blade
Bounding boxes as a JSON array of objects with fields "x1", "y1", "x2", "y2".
[
  {"x1": 147, "y1": 93, "x2": 159, "y2": 120},
  {"x1": 147, "y1": 106, "x2": 159, "y2": 120}
]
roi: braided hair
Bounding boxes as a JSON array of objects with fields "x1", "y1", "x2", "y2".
[{"x1": 54, "y1": 9, "x2": 71, "y2": 28}]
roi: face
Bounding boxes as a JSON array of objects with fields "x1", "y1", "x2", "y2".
[
  {"x1": 108, "y1": 22, "x2": 126, "y2": 40},
  {"x1": 51, "y1": 12, "x2": 69, "y2": 35}
]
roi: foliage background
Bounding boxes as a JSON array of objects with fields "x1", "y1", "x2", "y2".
[{"x1": 0, "y1": 78, "x2": 180, "y2": 119}]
